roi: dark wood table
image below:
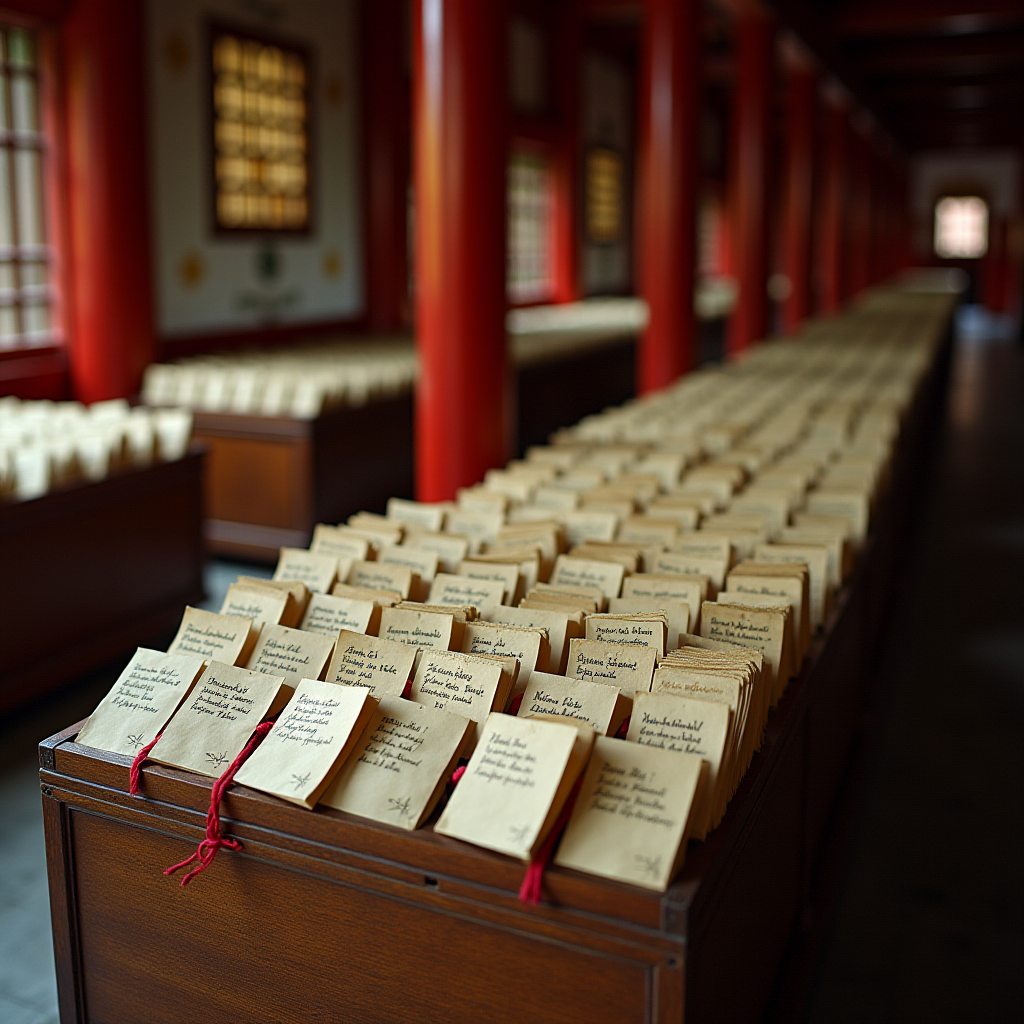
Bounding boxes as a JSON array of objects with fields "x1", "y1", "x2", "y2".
[{"x1": 1, "y1": 451, "x2": 204, "y2": 714}]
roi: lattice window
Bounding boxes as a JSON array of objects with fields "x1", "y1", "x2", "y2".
[
  {"x1": 934, "y1": 196, "x2": 988, "y2": 259},
  {"x1": 507, "y1": 151, "x2": 552, "y2": 304},
  {"x1": 0, "y1": 25, "x2": 52, "y2": 350},
  {"x1": 211, "y1": 29, "x2": 310, "y2": 232},
  {"x1": 585, "y1": 147, "x2": 623, "y2": 244}
]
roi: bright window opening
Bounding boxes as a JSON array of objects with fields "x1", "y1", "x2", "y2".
[
  {"x1": 507, "y1": 151, "x2": 552, "y2": 304},
  {"x1": 211, "y1": 29, "x2": 310, "y2": 232},
  {"x1": 0, "y1": 25, "x2": 53, "y2": 350},
  {"x1": 934, "y1": 196, "x2": 988, "y2": 260}
]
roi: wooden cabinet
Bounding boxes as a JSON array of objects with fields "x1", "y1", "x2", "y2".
[{"x1": 0, "y1": 452, "x2": 204, "y2": 713}]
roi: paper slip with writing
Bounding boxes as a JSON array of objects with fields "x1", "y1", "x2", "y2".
[
  {"x1": 331, "y1": 581, "x2": 402, "y2": 606},
  {"x1": 570, "y1": 542, "x2": 640, "y2": 574},
  {"x1": 700, "y1": 601, "x2": 786, "y2": 695},
  {"x1": 379, "y1": 605, "x2": 455, "y2": 650},
  {"x1": 348, "y1": 512, "x2": 404, "y2": 547},
  {"x1": 672, "y1": 533, "x2": 734, "y2": 567},
  {"x1": 149, "y1": 662, "x2": 291, "y2": 777},
  {"x1": 246, "y1": 624, "x2": 335, "y2": 687},
  {"x1": 616, "y1": 517, "x2": 680, "y2": 549},
  {"x1": 167, "y1": 607, "x2": 259, "y2": 666},
  {"x1": 386, "y1": 497, "x2": 447, "y2": 532},
  {"x1": 550, "y1": 554, "x2": 625, "y2": 601},
  {"x1": 380, "y1": 544, "x2": 439, "y2": 592},
  {"x1": 273, "y1": 547, "x2": 339, "y2": 594},
  {"x1": 76, "y1": 648, "x2": 207, "y2": 757},
  {"x1": 461, "y1": 621, "x2": 548, "y2": 692},
  {"x1": 409, "y1": 650, "x2": 514, "y2": 749},
  {"x1": 727, "y1": 564, "x2": 809, "y2": 660},
  {"x1": 621, "y1": 574, "x2": 704, "y2": 631},
  {"x1": 348, "y1": 560, "x2": 416, "y2": 601},
  {"x1": 609, "y1": 597, "x2": 688, "y2": 652},
  {"x1": 467, "y1": 549, "x2": 540, "y2": 594},
  {"x1": 554, "y1": 736, "x2": 703, "y2": 890},
  {"x1": 220, "y1": 583, "x2": 289, "y2": 630},
  {"x1": 627, "y1": 691, "x2": 730, "y2": 840},
  {"x1": 445, "y1": 508, "x2": 504, "y2": 551},
  {"x1": 236, "y1": 577, "x2": 308, "y2": 626},
  {"x1": 517, "y1": 671, "x2": 627, "y2": 736},
  {"x1": 234, "y1": 680, "x2": 377, "y2": 808},
  {"x1": 754, "y1": 543, "x2": 829, "y2": 628},
  {"x1": 646, "y1": 499, "x2": 701, "y2": 529},
  {"x1": 651, "y1": 552, "x2": 727, "y2": 594},
  {"x1": 320, "y1": 696, "x2": 471, "y2": 828},
  {"x1": 325, "y1": 630, "x2": 416, "y2": 697},
  {"x1": 567, "y1": 638, "x2": 657, "y2": 703},
  {"x1": 716, "y1": 592, "x2": 797, "y2": 686},
  {"x1": 299, "y1": 592, "x2": 380, "y2": 637},
  {"x1": 807, "y1": 490, "x2": 869, "y2": 541},
  {"x1": 780, "y1": 525, "x2": 845, "y2": 590},
  {"x1": 405, "y1": 530, "x2": 470, "y2": 574},
  {"x1": 457, "y1": 559, "x2": 521, "y2": 604},
  {"x1": 310, "y1": 523, "x2": 371, "y2": 563},
  {"x1": 489, "y1": 605, "x2": 582, "y2": 674},
  {"x1": 530, "y1": 580, "x2": 604, "y2": 612},
  {"x1": 585, "y1": 613, "x2": 667, "y2": 657},
  {"x1": 427, "y1": 573, "x2": 505, "y2": 618},
  {"x1": 436, "y1": 713, "x2": 593, "y2": 861}
]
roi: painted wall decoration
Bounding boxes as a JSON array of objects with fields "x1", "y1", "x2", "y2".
[{"x1": 147, "y1": 0, "x2": 363, "y2": 338}]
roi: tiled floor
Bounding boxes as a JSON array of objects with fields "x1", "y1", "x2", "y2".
[{"x1": 0, "y1": 330, "x2": 1019, "y2": 1023}]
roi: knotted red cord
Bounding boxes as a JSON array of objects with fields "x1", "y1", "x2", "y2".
[
  {"x1": 518, "y1": 774, "x2": 585, "y2": 906},
  {"x1": 129, "y1": 730, "x2": 163, "y2": 796},
  {"x1": 450, "y1": 765, "x2": 466, "y2": 785},
  {"x1": 164, "y1": 721, "x2": 274, "y2": 887}
]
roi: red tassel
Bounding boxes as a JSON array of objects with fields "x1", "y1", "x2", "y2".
[
  {"x1": 450, "y1": 764, "x2": 466, "y2": 785},
  {"x1": 614, "y1": 715, "x2": 630, "y2": 739},
  {"x1": 507, "y1": 692, "x2": 524, "y2": 715},
  {"x1": 518, "y1": 775, "x2": 585, "y2": 906},
  {"x1": 164, "y1": 720, "x2": 274, "y2": 887},
  {"x1": 129, "y1": 731, "x2": 163, "y2": 796},
  {"x1": 401, "y1": 678, "x2": 412, "y2": 699}
]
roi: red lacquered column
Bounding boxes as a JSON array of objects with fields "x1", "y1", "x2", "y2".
[
  {"x1": 848, "y1": 123, "x2": 872, "y2": 297},
  {"x1": 362, "y1": 0, "x2": 410, "y2": 332},
  {"x1": 819, "y1": 98, "x2": 850, "y2": 313},
  {"x1": 727, "y1": 12, "x2": 775, "y2": 356},
  {"x1": 782, "y1": 65, "x2": 817, "y2": 333},
  {"x1": 551, "y1": 0, "x2": 581, "y2": 305},
  {"x1": 64, "y1": 0, "x2": 155, "y2": 402},
  {"x1": 413, "y1": 0, "x2": 508, "y2": 501},
  {"x1": 637, "y1": 0, "x2": 701, "y2": 392}
]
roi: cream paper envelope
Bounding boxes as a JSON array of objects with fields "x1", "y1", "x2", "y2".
[
  {"x1": 273, "y1": 547, "x2": 338, "y2": 594},
  {"x1": 456, "y1": 559, "x2": 521, "y2": 604},
  {"x1": 219, "y1": 584, "x2": 289, "y2": 630},
  {"x1": 76, "y1": 648, "x2": 206, "y2": 757},
  {"x1": 325, "y1": 630, "x2": 416, "y2": 697},
  {"x1": 386, "y1": 497, "x2": 447, "y2": 532},
  {"x1": 627, "y1": 691, "x2": 731, "y2": 841},
  {"x1": 310, "y1": 523, "x2": 371, "y2": 563},
  {"x1": 167, "y1": 607, "x2": 258, "y2": 666},
  {"x1": 652, "y1": 552, "x2": 727, "y2": 594},
  {"x1": 754, "y1": 543, "x2": 830, "y2": 628},
  {"x1": 378, "y1": 605, "x2": 455, "y2": 650},
  {"x1": 246, "y1": 623, "x2": 335, "y2": 687},
  {"x1": 408, "y1": 650, "x2": 507, "y2": 749},
  {"x1": 609, "y1": 597, "x2": 689, "y2": 652},
  {"x1": 427, "y1": 573, "x2": 505, "y2": 618},
  {"x1": 149, "y1": 662, "x2": 291, "y2": 777},
  {"x1": 489, "y1": 604, "x2": 581, "y2": 674},
  {"x1": 567, "y1": 638, "x2": 657, "y2": 702},
  {"x1": 299, "y1": 592, "x2": 379, "y2": 637},
  {"x1": 348, "y1": 559, "x2": 416, "y2": 600},
  {"x1": 405, "y1": 530, "x2": 471, "y2": 574},
  {"x1": 320, "y1": 696, "x2": 472, "y2": 828},
  {"x1": 553, "y1": 736, "x2": 703, "y2": 890},
  {"x1": 621, "y1": 574, "x2": 704, "y2": 631},
  {"x1": 435, "y1": 713, "x2": 592, "y2": 861},
  {"x1": 550, "y1": 555, "x2": 625, "y2": 600},
  {"x1": 461, "y1": 621, "x2": 547, "y2": 694},
  {"x1": 517, "y1": 671, "x2": 626, "y2": 736},
  {"x1": 585, "y1": 613, "x2": 667, "y2": 657},
  {"x1": 234, "y1": 680, "x2": 377, "y2": 808}
]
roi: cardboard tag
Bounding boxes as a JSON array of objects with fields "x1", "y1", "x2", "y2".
[
  {"x1": 585, "y1": 613, "x2": 667, "y2": 657},
  {"x1": 461, "y1": 620, "x2": 548, "y2": 693},
  {"x1": 517, "y1": 671, "x2": 626, "y2": 736},
  {"x1": 149, "y1": 662, "x2": 291, "y2": 777},
  {"x1": 320, "y1": 696, "x2": 472, "y2": 828},
  {"x1": 245, "y1": 624, "x2": 335, "y2": 686},
  {"x1": 550, "y1": 555, "x2": 625, "y2": 600},
  {"x1": 621, "y1": 574, "x2": 704, "y2": 631},
  {"x1": 219, "y1": 584, "x2": 289, "y2": 629},
  {"x1": 651, "y1": 552, "x2": 727, "y2": 593},
  {"x1": 567, "y1": 638, "x2": 657, "y2": 701},
  {"x1": 273, "y1": 547, "x2": 339, "y2": 594},
  {"x1": 76, "y1": 648, "x2": 206, "y2": 757},
  {"x1": 378, "y1": 605, "x2": 455, "y2": 650},
  {"x1": 348, "y1": 560, "x2": 416, "y2": 600},
  {"x1": 457, "y1": 559, "x2": 521, "y2": 604},
  {"x1": 489, "y1": 604, "x2": 582, "y2": 675},
  {"x1": 234, "y1": 680, "x2": 377, "y2": 808},
  {"x1": 386, "y1": 497, "x2": 447, "y2": 532},
  {"x1": 380, "y1": 544, "x2": 440, "y2": 589},
  {"x1": 553, "y1": 736, "x2": 703, "y2": 890},
  {"x1": 427, "y1": 573, "x2": 505, "y2": 618},
  {"x1": 167, "y1": 607, "x2": 258, "y2": 666},
  {"x1": 298, "y1": 592, "x2": 379, "y2": 637},
  {"x1": 325, "y1": 630, "x2": 416, "y2": 698},
  {"x1": 310, "y1": 523, "x2": 371, "y2": 563}
]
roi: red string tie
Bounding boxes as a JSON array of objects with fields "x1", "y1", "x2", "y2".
[
  {"x1": 163, "y1": 720, "x2": 274, "y2": 887},
  {"x1": 518, "y1": 774, "x2": 585, "y2": 906},
  {"x1": 450, "y1": 764, "x2": 466, "y2": 785},
  {"x1": 129, "y1": 730, "x2": 163, "y2": 796},
  {"x1": 507, "y1": 692, "x2": 524, "y2": 715}
]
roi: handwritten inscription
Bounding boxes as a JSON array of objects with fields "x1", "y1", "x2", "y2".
[
  {"x1": 471, "y1": 731, "x2": 538, "y2": 790},
  {"x1": 172, "y1": 620, "x2": 244, "y2": 659},
  {"x1": 274, "y1": 692, "x2": 341, "y2": 748},
  {"x1": 189, "y1": 673, "x2": 257, "y2": 724},
  {"x1": 587, "y1": 760, "x2": 674, "y2": 828},
  {"x1": 357, "y1": 714, "x2": 427, "y2": 774},
  {"x1": 633, "y1": 709, "x2": 705, "y2": 756}
]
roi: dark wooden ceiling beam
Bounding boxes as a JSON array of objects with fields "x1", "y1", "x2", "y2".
[{"x1": 832, "y1": 0, "x2": 1024, "y2": 40}]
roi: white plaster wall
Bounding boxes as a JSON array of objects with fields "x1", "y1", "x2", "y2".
[{"x1": 147, "y1": 0, "x2": 363, "y2": 337}]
